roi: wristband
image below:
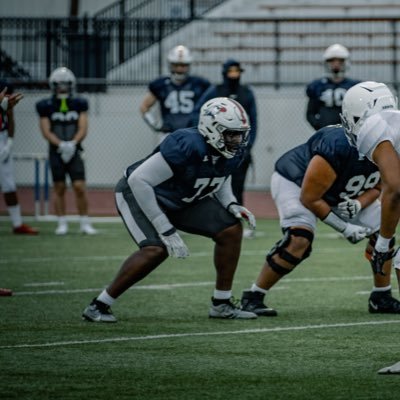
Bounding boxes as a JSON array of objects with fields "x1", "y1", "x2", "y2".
[
  {"x1": 322, "y1": 211, "x2": 347, "y2": 233},
  {"x1": 143, "y1": 111, "x2": 157, "y2": 128}
]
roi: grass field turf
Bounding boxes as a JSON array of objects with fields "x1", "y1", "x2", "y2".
[{"x1": 1, "y1": 219, "x2": 400, "y2": 400}]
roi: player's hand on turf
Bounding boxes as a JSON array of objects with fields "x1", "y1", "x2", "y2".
[
  {"x1": 228, "y1": 203, "x2": 256, "y2": 231},
  {"x1": 160, "y1": 230, "x2": 189, "y2": 258},
  {"x1": 337, "y1": 196, "x2": 362, "y2": 219},
  {"x1": 342, "y1": 223, "x2": 371, "y2": 244}
]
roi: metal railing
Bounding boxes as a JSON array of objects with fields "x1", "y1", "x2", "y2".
[{"x1": 94, "y1": 0, "x2": 226, "y2": 19}]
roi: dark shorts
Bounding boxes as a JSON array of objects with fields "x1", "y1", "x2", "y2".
[
  {"x1": 114, "y1": 177, "x2": 239, "y2": 248},
  {"x1": 49, "y1": 150, "x2": 86, "y2": 183}
]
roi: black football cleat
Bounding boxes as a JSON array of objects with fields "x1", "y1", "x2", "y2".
[
  {"x1": 368, "y1": 290, "x2": 400, "y2": 314},
  {"x1": 241, "y1": 290, "x2": 278, "y2": 316}
]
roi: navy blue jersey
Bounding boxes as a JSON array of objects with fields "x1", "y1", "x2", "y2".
[
  {"x1": 149, "y1": 75, "x2": 211, "y2": 132},
  {"x1": 306, "y1": 77, "x2": 360, "y2": 130},
  {"x1": 36, "y1": 96, "x2": 88, "y2": 151},
  {"x1": 126, "y1": 128, "x2": 243, "y2": 210},
  {"x1": 275, "y1": 125, "x2": 380, "y2": 206}
]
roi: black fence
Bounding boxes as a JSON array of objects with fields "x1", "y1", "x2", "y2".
[
  {"x1": 1, "y1": 16, "x2": 400, "y2": 91},
  {"x1": 94, "y1": 0, "x2": 226, "y2": 19}
]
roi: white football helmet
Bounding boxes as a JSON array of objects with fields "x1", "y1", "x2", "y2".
[
  {"x1": 167, "y1": 45, "x2": 192, "y2": 83},
  {"x1": 323, "y1": 44, "x2": 350, "y2": 80},
  {"x1": 340, "y1": 81, "x2": 397, "y2": 146},
  {"x1": 49, "y1": 67, "x2": 76, "y2": 99},
  {"x1": 198, "y1": 97, "x2": 250, "y2": 158}
]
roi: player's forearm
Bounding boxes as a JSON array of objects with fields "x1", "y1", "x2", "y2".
[
  {"x1": 72, "y1": 127, "x2": 87, "y2": 144},
  {"x1": 214, "y1": 176, "x2": 237, "y2": 208},
  {"x1": 356, "y1": 187, "x2": 381, "y2": 209},
  {"x1": 380, "y1": 188, "x2": 400, "y2": 238},
  {"x1": 301, "y1": 197, "x2": 331, "y2": 220},
  {"x1": 72, "y1": 113, "x2": 88, "y2": 143},
  {"x1": 5, "y1": 111, "x2": 15, "y2": 137},
  {"x1": 127, "y1": 153, "x2": 175, "y2": 234},
  {"x1": 42, "y1": 130, "x2": 62, "y2": 146}
]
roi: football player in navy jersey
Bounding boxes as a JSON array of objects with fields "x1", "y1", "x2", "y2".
[
  {"x1": 36, "y1": 67, "x2": 97, "y2": 235},
  {"x1": 140, "y1": 45, "x2": 211, "y2": 143},
  {"x1": 191, "y1": 59, "x2": 258, "y2": 239},
  {"x1": 306, "y1": 44, "x2": 360, "y2": 130},
  {"x1": 0, "y1": 81, "x2": 38, "y2": 235},
  {"x1": 241, "y1": 125, "x2": 400, "y2": 316},
  {"x1": 82, "y1": 97, "x2": 258, "y2": 322}
]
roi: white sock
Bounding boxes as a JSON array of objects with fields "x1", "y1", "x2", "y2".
[
  {"x1": 80, "y1": 215, "x2": 91, "y2": 227},
  {"x1": 372, "y1": 285, "x2": 391, "y2": 292},
  {"x1": 213, "y1": 289, "x2": 232, "y2": 300},
  {"x1": 251, "y1": 283, "x2": 268, "y2": 295},
  {"x1": 8, "y1": 205, "x2": 22, "y2": 228},
  {"x1": 97, "y1": 290, "x2": 115, "y2": 306},
  {"x1": 58, "y1": 216, "x2": 67, "y2": 227}
]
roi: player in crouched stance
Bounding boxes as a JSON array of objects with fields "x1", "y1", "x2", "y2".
[
  {"x1": 241, "y1": 123, "x2": 400, "y2": 317},
  {"x1": 82, "y1": 98, "x2": 257, "y2": 322}
]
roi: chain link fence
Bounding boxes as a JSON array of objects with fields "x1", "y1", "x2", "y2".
[{"x1": 11, "y1": 85, "x2": 313, "y2": 192}]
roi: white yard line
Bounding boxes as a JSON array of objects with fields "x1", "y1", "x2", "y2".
[
  {"x1": 23, "y1": 282, "x2": 65, "y2": 287},
  {"x1": 1, "y1": 320, "x2": 399, "y2": 350},
  {"x1": 14, "y1": 283, "x2": 288, "y2": 296},
  {"x1": 12, "y1": 275, "x2": 388, "y2": 296},
  {"x1": 0, "y1": 247, "x2": 364, "y2": 265}
]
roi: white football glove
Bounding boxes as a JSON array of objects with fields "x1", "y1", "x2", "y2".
[
  {"x1": 58, "y1": 140, "x2": 76, "y2": 163},
  {"x1": 342, "y1": 223, "x2": 371, "y2": 244},
  {"x1": 160, "y1": 231, "x2": 189, "y2": 258},
  {"x1": 228, "y1": 203, "x2": 256, "y2": 231},
  {"x1": 337, "y1": 196, "x2": 362, "y2": 219},
  {"x1": 143, "y1": 111, "x2": 162, "y2": 132},
  {"x1": 0, "y1": 137, "x2": 13, "y2": 163}
]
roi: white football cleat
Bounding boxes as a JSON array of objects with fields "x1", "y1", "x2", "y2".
[
  {"x1": 55, "y1": 223, "x2": 68, "y2": 235},
  {"x1": 80, "y1": 224, "x2": 98, "y2": 235},
  {"x1": 378, "y1": 361, "x2": 400, "y2": 374}
]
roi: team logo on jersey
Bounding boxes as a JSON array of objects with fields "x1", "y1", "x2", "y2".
[
  {"x1": 202, "y1": 155, "x2": 220, "y2": 164},
  {"x1": 51, "y1": 111, "x2": 79, "y2": 121}
]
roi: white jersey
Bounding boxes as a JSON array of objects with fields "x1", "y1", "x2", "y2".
[{"x1": 357, "y1": 110, "x2": 400, "y2": 162}]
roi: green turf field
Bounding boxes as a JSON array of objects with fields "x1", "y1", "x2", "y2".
[{"x1": 1, "y1": 219, "x2": 399, "y2": 400}]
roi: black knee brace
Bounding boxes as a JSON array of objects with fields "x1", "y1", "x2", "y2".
[
  {"x1": 266, "y1": 228, "x2": 314, "y2": 276},
  {"x1": 365, "y1": 232, "x2": 395, "y2": 260}
]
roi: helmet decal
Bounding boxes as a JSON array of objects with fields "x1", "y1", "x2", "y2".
[{"x1": 198, "y1": 97, "x2": 250, "y2": 159}]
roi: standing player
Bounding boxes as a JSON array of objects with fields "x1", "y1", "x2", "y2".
[
  {"x1": 82, "y1": 98, "x2": 257, "y2": 322},
  {"x1": 192, "y1": 59, "x2": 257, "y2": 238},
  {"x1": 140, "y1": 45, "x2": 211, "y2": 143},
  {"x1": 0, "y1": 82, "x2": 38, "y2": 235},
  {"x1": 36, "y1": 67, "x2": 97, "y2": 235},
  {"x1": 306, "y1": 44, "x2": 360, "y2": 130},
  {"x1": 340, "y1": 81, "x2": 400, "y2": 279},
  {"x1": 241, "y1": 124, "x2": 400, "y2": 316}
]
